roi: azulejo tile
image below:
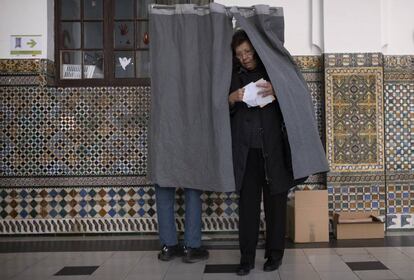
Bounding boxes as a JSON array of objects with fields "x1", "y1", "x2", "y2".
[{"x1": 325, "y1": 66, "x2": 384, "y2": 172}]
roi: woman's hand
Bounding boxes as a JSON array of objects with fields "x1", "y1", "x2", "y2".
[
  {"x1": 229, "y1": 88, "x2": 245, "y2": 106},
  {"x1": 257, "y1": 81, "x2": 275, "y2": 97}
]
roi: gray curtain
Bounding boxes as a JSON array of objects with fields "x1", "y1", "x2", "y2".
[
  {"x1": 231, "y1": 5, "x2": 329, "y2": 179},
  {"x1": 148, "y1": 3, "x2": 235, "y2": 192}
]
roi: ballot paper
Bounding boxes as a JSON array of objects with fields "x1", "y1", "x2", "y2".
[{"x1": 242, "y1": 78, "x2": 275, "y2": 108}]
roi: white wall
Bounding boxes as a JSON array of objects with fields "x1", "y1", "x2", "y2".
[
  {"x1": 0, "y1": 0, "x2": 412, "y2": 60},
  {"x1": 383, "y1": 0, "x2": 414, "y2": 55},
  {"x1": 217, "y1": 0, "x2": 414, "y2": 55},
  {"x1": 0, "y1": 0, "x2": 52, "y2": 59},
  {"x1": 323, "y1": 0, "x2": 382, "y2": 53},
  {"x1": 216, "y1": 0, "x2": 322, "y2": 55}
]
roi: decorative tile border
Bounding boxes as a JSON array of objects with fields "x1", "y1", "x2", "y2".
[
  {"x1": 324, "y1": 53, "x2": 383, "y2": 68},
  {"x1": 0, "y1": 186, "x2": 242, "y2": 234},
  {"x1": 293, "y1": 56, "x2": 323, "y2": 72},
  {"x1": 0, "y1": 216, "x2": 244, "y2": 234},
  {"x1": 0, "y1": 176, "x2": 149, "y2": 188},
  {"x1": 328, "y1": 172, "x2": 386, "y2": 183},
  {"x1": 384, "y1": 55, "x2": 414, "y2": 82},
  {"x1": 0, "y1": 59, "x2": 55, "y2": 86}
]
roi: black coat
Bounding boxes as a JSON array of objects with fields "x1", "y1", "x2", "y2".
[{"x1": 229, "y1": 64, "x2": 306, "y2": 195}]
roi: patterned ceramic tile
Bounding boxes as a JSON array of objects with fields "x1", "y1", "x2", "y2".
[
  {"x1": 328, "y1": 183, "x2": 386, "y2": 215},
  {"x1": 325, "y1": 66, "x2": 384, "y2": 171},
  {"x1": 383, "y1": 55, "x2": 414, "y2": 229},
  {"x1": 0, "y1": 86, "x2": 150, "y2": 176}
]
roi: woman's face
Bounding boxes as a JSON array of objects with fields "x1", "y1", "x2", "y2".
[{"x1": 235, "y1": 41, "x2": 257, "y2": 70}]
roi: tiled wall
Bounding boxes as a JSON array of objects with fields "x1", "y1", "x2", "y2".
[
  {"x1": 0, "y1": 55, "x2": 412, "y2": 234},
  {"x1": 325, "y1": 53, "x2": 387, "y2": 218},
  {"x1": 325, "y1": 54, "x2": 414, "y2": 229},
  {"x1": 383, "y1": 56, "x2": 414, "y2": 228}
]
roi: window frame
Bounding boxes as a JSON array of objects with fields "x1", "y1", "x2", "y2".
[{"x1": 54, "y1": 0, "x2": 151, "y2": 87}]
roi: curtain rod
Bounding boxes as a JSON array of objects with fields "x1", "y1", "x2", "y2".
[{"x1": 150, "y1": 4, "x2": 278, "y2": 11}]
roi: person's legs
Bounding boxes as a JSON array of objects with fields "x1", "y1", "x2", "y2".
[
  {"x1": 182, "y1": 187, "x2": 209, "y2": 263},
  {"x1": 238, "y1": 149, "x2": 265, "y2": 272},
  {"x1": 183, "y1": 188, "x2": 202, "y2": 248},
  {"x1": 155, "y1": 184, "x2": 178, "y2": 246},
  {"x1": 155, "y1": 185, "x2": 183, "y2": 261},
  {"x1": 263, "y1": 188, "x2": 288, "y2": 271}
]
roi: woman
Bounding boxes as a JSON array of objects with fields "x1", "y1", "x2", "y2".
[{"x1": 229, "y1": 30, "x2": 304, "y2": 276}]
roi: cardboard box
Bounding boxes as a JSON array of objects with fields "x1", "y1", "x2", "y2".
[
  {"x1": 287, "y1": 190, "x2": 329, "y2": 243},
  {"x1": 333, "y1": 211, "x2": 384, "y2": 239}
]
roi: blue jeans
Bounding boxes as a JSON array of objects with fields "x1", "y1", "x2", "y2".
[{"x1": 155, "y1": 185, "x2": 202, "y2": 248}]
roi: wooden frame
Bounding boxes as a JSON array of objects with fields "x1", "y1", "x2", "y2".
[{"x1": 55, "y1": 0, "x2": 150, "y2": 87}]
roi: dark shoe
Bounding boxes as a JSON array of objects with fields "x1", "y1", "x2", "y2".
[
  {"x1": 158, "y1": 244, "x2": 184, "y2": 261},
  {"x1": 182, "y1": 246, "x2": 209, "y2": 263},
  {"x1": 263, "y1": 256, "x2": 282, "y2": 272},
  {"x1": 237, "y1": 263, "x2": 254, "y2": 276}
]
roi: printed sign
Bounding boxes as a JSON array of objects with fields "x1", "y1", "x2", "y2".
[{"x1": 10, "y1": 35, "x2": 42, "y2": 56}]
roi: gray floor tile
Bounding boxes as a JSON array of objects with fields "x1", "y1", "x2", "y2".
[
  {"x1": 354, "y1": 270, "x2": 399, "y2": 280},
  {"x1": 279, "y1": 262, "x2": 315, "y2": 272},
  {"x1": 202, "y1": 273, "x2": 242, "y2": 280},
  {"x1": 304, "y1": 248, "x2": 338, "y2": 256},
  {"x1": 365, "y1": 247, "x2": 402, "y2": 255},
  {"x1": 0, "y1": 253, "x2": 14, "y2": 262},
  {"x1": 279, "y1": 269, "x2": 321, "y2": 280},
  {"x1": 393, "y1": 269, "x2": 414, "y2": 280},
  {"x1": 164, "y1": 273, "x2": 204, "y2": 280},
  {"x1": 284, "y1": 249, "x2": 306, "y2": 257},
  {"x1": 394, "y1": 247, "x2": 414, "y2": 254},
  {"x1": 166, "y1": 261, "x2": 206, "y2": 274},
  {"x1": 88, "y1": 262, "x2": 135, "y2": 280},
  {"x1": 318, "y1": 271, "x2": 360, "y2": 280},
  {"x1": 307, "y1": 254, "x2": 344, "y2": 264},
  {"x1": 6, "y1": 244, "x2": 414, "y2": 280},
  {"x1": 0, "y1": 253, "x2": 49, "y2": 279},
  {"x1": 311, "y1": 261, "x2": 352, "y2": 272},
  {"x1": 282, "y1": 254, "x2": 310, "y2": 264},
  {"x1": 39, "y1": 251, "x2": 113, "y2": 267},
  {"x1": 248, "y1": 271, "x2": 281, "y2": 280},
  {"x1": 125, "y1": 252, "x2": 172, "y2": 280},
  {"x1": 9, "y1": 265, "x2": 65, "y2": 280},
  {"x1": 307, "y1": 254, "x2": 351, "y2": 272},
  {"x1": 48, "y1": 276, "x2": 87, "y2": 280},
  {"x1": 381, "y1": 258, "x2": 414, "y2": 271},
  {"x1": 125, "y1": 271, "x2": 168, "y2": 280},
  {"x1": 335, "y1": 248, "x2": 370, "y2": 255},
  {"x1": 340, "y1": 254, "x2": 378, "y2": 262}
]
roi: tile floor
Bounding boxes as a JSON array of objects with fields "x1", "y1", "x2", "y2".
[{"x1": 2, "y1": 237, "x2": 414, "y2": 280}]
